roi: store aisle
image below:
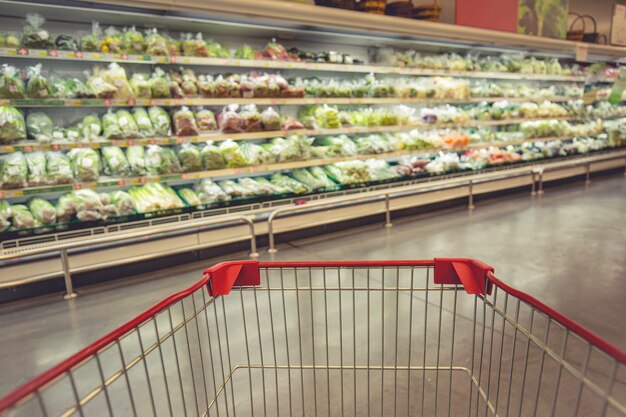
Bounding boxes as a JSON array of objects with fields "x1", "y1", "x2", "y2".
[{"x1": 0, "y1": 175, "x2": 624, "y2": 398}]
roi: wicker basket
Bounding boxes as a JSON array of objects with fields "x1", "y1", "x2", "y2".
[
  {"x1": 385, "y1": 1, "x2": 412, "y2": 18},
  {"x1": 363, "y1": 0, "x2": 387, "y2": 14},
  {"x1": 567, "y1": 13, "x2": 585, "y2": 41}
]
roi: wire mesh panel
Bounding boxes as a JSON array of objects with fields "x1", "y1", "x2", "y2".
[{"x1": 0, "y1": 260, "x2": 624, "y2": 417}]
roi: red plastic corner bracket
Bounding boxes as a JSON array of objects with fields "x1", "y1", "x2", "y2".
[
  {"x1": 203, "y1": 260, "x2": 261, "y2": 296},
  {"x1": 433, "y1": 258, "x2": 494, "y2": 295}
]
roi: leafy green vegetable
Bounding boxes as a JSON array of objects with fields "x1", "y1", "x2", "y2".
[
  {"x1": 148, "y1": 106, "x2": 171, "y2": 136},
  {"x1": 102, "y1": 110, "x2": 122, "y2": 139},
  {"x1": 116, "y1": 109, "x2": 140, "y2": 138},
  {"x1": 81, "y1": 113, "x2": 102, "y2": 140},
  {"x1": 10, "y1": 204, "x2": 35, "y2": 229},
  {"x1": 21, "y1": 13, "x2": 53, "y2": 49},
  {"x1": 56, "y1": 192, "x2": 78, "y2": 222},
  {"x1": 194, "y1": 179, "x2": 230, "y2": 203},
  {"x1": 132, "y1": 107, "x2": 155, "y2": 138},
  {"x1": 55, "y1": 34, "x2": 78, "y2": 51},
  {"x1": 46, "y1": 152, "x2": 73, "y2": 184},
  {"x1": 0, "y1": 106, "x2": 26, "y2": 143},
  {"x1": 25, "y1": 151, "x2": 47, "y2": 186},
  {"x1": 270, "y1": 173, "x2": 310, "y2": 194},
  {"x1": 145, "y1": 145, "x2": 172, "y2": 175},
  {"x1": 219, "y1": 140, "x2": 248, "y2": 168},
  {"x1": 200, "y1": 141, "x2": 225, "y2": 170},
  {"x1": 0, "y1": 65, "x2": 25, "y2": 99},
  {"x1": 176, "y1": 143, "x2": 202, "y2": 172},
  {"x1": 0, "y1": 200, "x2": 11, "y2": 231},
  {"x1": 128, "y1": 182, "x2": 184, "y2": 212},
  {"x1": 26, "y1": 64, "x2": 50, "y2": 99},
  {"x1": 109, "y1": 190, "x2": 134, "y2": 215},
  {"x1": 149, "y1": 68, "x2": 170, "y2": 98},
  {"x1": 234, "y1": 44, "x2": 255, "y2": 60},
  {"x1": 80, "y1": 21, "x2": 102, "y2": 52},
  {"x1": 177, "y1": 188, "x2": 201, "y2": 206},
  {"x1": 28, "y1": 197, "x2": 56, "y2": 224},
  {"x1": 122, "y1": 26, "x2": 145, "y2": 54},
  {"x1": 126, "y1": 145, "x2": 146, "y2": 176},
  {"x1": 68, "y1": 148, "x2": 100, "y2": 182},
  {"x1": 0, "y1": 151, "x2": 27, "y2": 188},
  {"x1": 102, "y1": 146, "x2": 131, "y2": 176},
  {"x1": 26, "y1": 112, "x2": 54, "y2": 143},
  {"x1": 130, "y1": 74, "x2": 151, "y2": 98}
]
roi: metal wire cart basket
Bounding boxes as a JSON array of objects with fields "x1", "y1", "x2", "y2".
[{"x1": 0, "y1": 259, "x2": 624, "y2": 417}]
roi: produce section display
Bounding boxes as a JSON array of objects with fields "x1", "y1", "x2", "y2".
[{"x1": 1, "y1": 9, "x2": 625, "y2": 241}]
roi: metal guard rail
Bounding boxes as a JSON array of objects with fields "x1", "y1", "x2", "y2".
[
  {"x1": 267, "y1": 151, "x2": 626, "y2": 252},
  {"x1": 0, "y1": 215, "x2": 258, "y2": 299}
]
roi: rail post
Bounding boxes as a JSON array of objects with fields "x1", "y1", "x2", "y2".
[
  {"x1": 384, "y1": 194, "x2": 392, "y2": 228},
  {"x1": 468, "y1": 180, "x2": 475, "y2": 210},
  {"x1": 60, "y1": 249, "x2": 77, "y2": 300},
  {"x1": 585, "y1": 162, "x2": 591, "y2": 185}
]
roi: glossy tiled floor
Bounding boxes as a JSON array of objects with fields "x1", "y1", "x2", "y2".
[{"x1": 0, "y1": 174, "x2": 624, "y2": 416}]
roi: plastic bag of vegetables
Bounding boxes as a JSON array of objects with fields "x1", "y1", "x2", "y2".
[
  {"x1": 68, "y1": 148, "x2": 100, "y2": 182},
  {"x1": 65, "y1": 77, "x2": 94, "y2": 99},
  {"x1": 25, "y1": 151, "x2": 47, "y2": 186},
  {"x1": 166, "y1": 35, "x2": 182, "y2": 56},
  {"x1": 26, "y1": 112, "x2": 54, "y2": 142},
  {"x1": 116, "y1": 109, "x2": 140, "y2": 138},
  {"x1": 218, "y1": 180, "x2": 255, "y2": 198},
  {"x1": 235, "y1": 44, "x2": 255, "y2": 60},
  {"x1": 291, "y1": 168, "x2": 329, "y2": 190},
  {"x1": 197, "y1": 75, "x2": 216, "y2": 97},
  {"x1": 239, "y1": 177, "x2": 275, "y2": 195},
  {"x1": 80, "y1": 21, "x2": 102, "y2": 52},
  {"x1": 219, "y1": 140, "x2": 248, "y2": 168},
  {"x1": 177, "y1": 188, "x2": 201, "y2": 206},
  {"x1": 0, "y1": 152, "x2": 27, "y2": 188},
  {"x1": 261, "y1": 107, "x2": 280, "y2": 131},
  {"x1": 109, "y1": 190, "x2": 134, "y2": 215},
  {"x1": 55, "y1": 34, "x2": 78, "y2": 51},
  {"x1": 195, "y1": 108, "x2": 217, "y2": 131},
  {"x1": 126, "y1": 145, "x2": 146, "y2": 176},
  {"x1": 122, "y1": 26, "x2": 144, "y2": 54},
  {"x1": 176, "y1": 143, "x2": 202, "y2": 172},
  {"x1": 21, "y1": 13, "x2": 54, "y2": 49},
  {"x1": 45, "y1": 152, "x2": 73, "y2": 184},
  {"x1": 180, "y1": 75, "x2": 198, "y2": 97},
  {"x1": 194, "y1": 179, "x2": 230, "y2": 203},
  {"x1": 101, "y1": 146, "x2": 131, "y2": 176},
  {"x1": 28, "y1": 197, "x2": 56, "y2": 224},
  {"x1": 207, "y1": 40, "x2": 230, "y2": 58},
  {"x1": 149, "y1": 68, "x2": 170, "y2": 98},
  {"x1": 100, "y1": 26, "x2": 122, "y2": 54},
  {"x1": 55, "y1": 192, "x2": 77, "y2": 222},
  {"x1": 132, "y1": 107, "x2": 155, "y2": 137},
  {"x1": 0, "y1": 200, "x2": 11, "y2": 231},
  {"x1": 270, "y1": 173, "x2": 310, "y2": 194},
  {"x1": 81, "y1": 113, "x2": 102, "y2": 140},
  {"x1": 25, "y1": 64, "x2": 50, "y2": 99},
  {"x1": 73, "y1": 189, "x2": 106, "y2": 221},
  {"x1": 144, "y1": 144, "x2": 178, "y2": 175},
  {"x1": 1, "y1": 33, "x2": 20, "y2": 48},
  {"x1": 102, "y1": 110, "x2": 122, "y2": 138},
  {"x1": 200, "y1": 141, "x2": 225, "y2": 170},
  {"x1": 10, "y1": 205, "x2": 35, "y2": 229},
  {"x1": 100, "y1": 63, "x2": 134, "y2": 99},
  {"x1": 182, "y1": 33, "x2": 208, "y2": 57},
  {"x1": 129, "y1": 182, "x2": 184, "y2": 212},
  {"x1": 173, "y1": 106, "x2": 200, "y2": 136},
  {"x1": 240, "y1": 104, "x2": 262, "y2": 132},
  {"x1": 145, "y1": 28, "x2": 167, "y2": 56},
  {"x1": 0, "y1": 106, "x2": 26, "y2": 143},
  {"x1": 0, "y1": 65, "x2": 25, "y2": 99},
  {"x1": 148, "y1": 106, "x2": 171, "y2": 136},
  {"x1": 217, "y1": 104, "x2": 243, "y2": 133},
  {"x1": 86, "y1": 71, "x2": 117, "y2": 99},
  {"x1": 130, "y1": 73, "x2": 152, "y2": 99},
  {"x1": 240, "y1": 143, "x2": 273, "y2": 165}
]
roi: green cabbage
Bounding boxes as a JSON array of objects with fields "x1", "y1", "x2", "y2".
[
  {"x1": 109, "y1": 190, "x2": 134, "y2": 214},
  {"x1": 116, "y1": 109, "x2": 140, "y2": 138},
  {"x1": 0, "y1": 106, "x2": 27, "y2": 143},
  {"x1": 10, "y1": 204, "x2": 35, "y2": 229},
  {"x1": 132, "y1": 107, "x2": 155, "y2": 137},
  {"x1": 126, "y1": 145, "x2": 146, "y2": 176},
  {"x1": 148, "y1": 106, "x2": 171, "y2": 136},
  {"x1": 219, "y1": 140, "x2": 248, "y2": 168},
  {"x1": 194, "y1": 179, "x2": 230, "y2": 203},
  {"x1": 200, "y1": 141, "x2": 225, "y2": 170},
  {"x1": 46, "y1": 152, "x2": 73, "y2": 184},
  {"x1": 68, "y1": 148, "x2": 100, "y2": 182},
  {"x1": 25, "y1": 151, "x2": 47, "y2": 186},
  {"x1": 176, "y1": 143, "x2": 202, "y2": 172},
  {"x1": 102, "y1": 146, "x2": 131, "y2": 176},
  {"x1": 26, "y1": 112, "x2": 54, "y2": 143},
  {"x1": 0, "y1": 152, "x2": 27, "y2": 188},
  {"x1": 56, "y1": 192, "x2": 78, "y2": 222},
  {"x1": 28, "y1": 197, "x2": 56, "y2": 224}
]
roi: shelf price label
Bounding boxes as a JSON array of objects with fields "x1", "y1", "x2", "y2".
[
  {"x1": 169, "y1": 55, "x2": 176, "y2": 63},
  {"x1": 72, "y1": 183, "x2": 83, "y2": 190},
  {"x1": 176, "y1": 137, "x2": 185, "y2": 144},
  {"x1": 121, "y1": 54, "x2": 129, "y2": 60},
  {"x1": 103, "y1": 99, "x2": 112, "y2": 107},
  {"x1": 128, "y1": 98, "x2": 136, "y2": 107},
  {"x1": 75, "y1": 51, "x2": 84, "y2": 59},
  {"x1": 140, "y1": 177, "x2": 149, "y2": 184},
  {"x1": 18, "y1": 48, "x2": 28, "y2": 56},
  {"x1": 48, "y1": 50, "x2": 58, "y2": 57},
  {"x1": 117, "y1": 179, "x2": 126, "y2": 186}
]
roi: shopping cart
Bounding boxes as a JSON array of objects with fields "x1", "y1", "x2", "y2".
[{"x1": 0, "y1": 259, "x2": 624, "y2": 417}]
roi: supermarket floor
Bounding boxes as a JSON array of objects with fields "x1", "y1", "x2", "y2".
[{"x1": 0, "y1": 174, "x2": 625, "y2": 406}]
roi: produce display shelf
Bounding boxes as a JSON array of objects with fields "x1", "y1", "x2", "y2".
[
  {"x1": 0, "y1": 116, "x2": 589, "y2": 154},
  {"x1": 0, "y1": 47, "x2": 586, "y2": 82},
  {"x1": 0, "y1": 96, "x2": 579, "y2": 108},
  {"x1": 0, "y1": 134, "x2": 576, "y2": 199}
]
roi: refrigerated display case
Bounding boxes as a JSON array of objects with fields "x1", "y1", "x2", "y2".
[{"x1": 0, "y1": 0, "x2": 625, "y2": 296}]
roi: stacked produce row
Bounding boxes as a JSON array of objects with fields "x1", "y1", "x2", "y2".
[{"x1": 1, "y1": 11, "x2": 624, "y2": 240}]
